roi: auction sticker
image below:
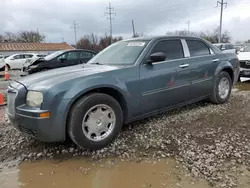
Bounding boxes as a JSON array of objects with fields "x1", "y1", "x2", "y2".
[{"x1": 127, "y1": 42, "x2": 145, "y2": 47}]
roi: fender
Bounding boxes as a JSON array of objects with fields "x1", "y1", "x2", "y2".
[
  {"x1": 60, "y1": 75, "x2": 131, "y2": 120},
  {"x1": 214, "y1": 60, "x2": 233, "y2": 78}
]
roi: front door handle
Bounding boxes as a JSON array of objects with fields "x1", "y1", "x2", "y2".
[
  {"x1": 179, "y1": 64, "x2": 189, "y2": 68},
  {"x1": 212, "y1": 59, "x2": 220, "y2": 62}
]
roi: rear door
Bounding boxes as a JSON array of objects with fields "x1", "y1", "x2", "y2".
[
  {"x1": 139, "y1": 39, "x2": 191, "y2": 115},
  {"x1": 184, "y1": 39, "x2": 219, "y2": 99},
  {"x1": 9, "y1": 54, "x2": 26, "y2": 69}
]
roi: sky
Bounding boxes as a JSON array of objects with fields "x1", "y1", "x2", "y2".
[{"x1": 1, "y1": 0, "x2": 250, "y2": 44}]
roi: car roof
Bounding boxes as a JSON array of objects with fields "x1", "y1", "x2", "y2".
[
  {"x1": 122, "y1": 35, "x2": 206, "y2": 42},
  {"x1": 61, "y1": 49, "x2": 97, "y2": 54}
]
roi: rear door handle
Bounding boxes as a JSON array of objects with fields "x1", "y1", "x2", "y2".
[
  {"x1": 212, "y1": 59, "x2": 220, "y2": 62},
  {"x1": 179, "y1": 64, "x2": 189, "y2": 68}
]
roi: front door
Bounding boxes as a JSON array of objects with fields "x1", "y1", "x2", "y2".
[
  {"x1": 55, "y1": 51, "x2": 80, "y2": 68},
  {"x1": 139, "y1": 39, "x2": 191, "y2": 115}
]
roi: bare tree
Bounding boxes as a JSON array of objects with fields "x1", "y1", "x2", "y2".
[
  {"x1": 4, "y1": 32, "x2": 17, "y2": 42},
  {"x1": 166, "y1": 30, "x2": 197, "y2": 37},
  {"x1": 77, "y1": 33, "x2": 123, "y2": 52},
  {"x1": 0, "y1": 34, "x2": 4, "y2": 42},
  {"x1": 166, "y1": 27, "x2": 232, "y2": 43},
  {"x1": 17, "y1": 31, "x2": 45, "y2": 42},
  {"x1": 1, "y1": 31, "x2": 45, "y2": 42}
]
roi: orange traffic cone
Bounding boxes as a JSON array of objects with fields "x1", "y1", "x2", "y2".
[
  {"x1": 4, "y1": 65, "x2": 9, "y2": 81},
  {"x1": 0, "y1": 93, "x2": 6, "y2": 106}
]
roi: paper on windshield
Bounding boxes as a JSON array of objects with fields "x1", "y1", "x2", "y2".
[{"x1": 127, "y1": 42, "x2": 145, "y2": 47}]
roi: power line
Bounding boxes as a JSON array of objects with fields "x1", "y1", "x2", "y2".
[
  {"x1": 216, "y1": 0, "x2": 227, "y2": 43},
  {"x1": 105, "y1": 2, "x2": 116, "y2": 45},
  {"x1": 71, "y1": 21, "x2": 78, "y2": 46}
]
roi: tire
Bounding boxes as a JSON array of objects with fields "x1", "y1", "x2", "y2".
[
  {"x1": 238, "y1": 75, "x2": 241, "y2": 82},
  {"x1": 209, "y1": 71, "x2": 232, "y2": 104},
  {"x1": 67, "y1": 93, "x2": 123, "y2": 149},
  {"x1": 6, "y1": 64, "x2": 10, "y2": 70}
]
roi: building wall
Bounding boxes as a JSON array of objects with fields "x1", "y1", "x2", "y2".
[{"x1": 0, "y1": 50, "x2": 58, "y2": 56}]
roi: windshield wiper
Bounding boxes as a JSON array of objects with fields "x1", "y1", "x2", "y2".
[{"x1": 90, "y1": 62, "x2": 104, "y2": 65}]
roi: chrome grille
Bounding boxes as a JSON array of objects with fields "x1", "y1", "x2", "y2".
[{"x1": 240, "y1": 61, "x2": 250, "y2": 69}]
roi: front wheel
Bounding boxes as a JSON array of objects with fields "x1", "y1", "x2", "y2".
[
  {"x1": 67, "y1": 93, "x2": 123, "y2": 149},
  {"x1": 209, "y1": 71, "x2": 232, "y2": 104}
]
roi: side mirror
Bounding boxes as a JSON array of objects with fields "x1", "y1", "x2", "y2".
[
  {"x1": 221, "y1": 47, "x2": 226, "y2": 51},
  {"x1": 147, "y1": 52, "x2": 166, "y2": 64},
  {"x1": 58, "y1": 57, "x2": 66, "y2": 62},
  {"x1": 10, "y1": 58, "x2": 14, "y2": 60}
]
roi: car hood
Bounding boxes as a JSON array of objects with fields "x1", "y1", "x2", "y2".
[
  {"x1": 17, "y1": 64, "x2": 121, "y2": 89},
  {"x1": 237, "y1": 52, "x2": 250, "y2": 61}
]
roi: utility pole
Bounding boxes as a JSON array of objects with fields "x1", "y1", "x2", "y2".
[
  {"x1": 132, "y1": 20, "x2": 136, "y2": 38},
  {"x1": 187, "y1": 21, "x2": 190, "y2": 34},
  {"x1": 36, "y1": 28, "x2": 39, "y2": 42},
  {"x1": 105, "y1": 2, "x2": 116, "y2": 45},
  {"x1": 62, "y1": 37, "x2": 64, "y2": 42},
  {"x1": 71, "y1": 21, "x2": 78, "y2": 46},
  {"x1": 216, "y1": 0, "x2": 227, "y2": 43}
]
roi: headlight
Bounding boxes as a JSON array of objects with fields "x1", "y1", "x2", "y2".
[
  {"x1": 26, "y1": 91, "x2": 43, "y2": 107},
  {"x1": 29, "y1": 65, "x2": 38, "y2": 69}
]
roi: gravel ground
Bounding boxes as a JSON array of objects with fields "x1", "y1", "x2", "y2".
[{"x1": 0, "y1": 73, "x2": 250, "y2": 187}]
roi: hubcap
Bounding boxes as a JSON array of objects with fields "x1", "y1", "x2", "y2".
[
  {"x1": 218, "y1": 77, "x2": 230, "y2": 99},
  {"x1": 82, "y1": 104, "x2": 116, "y2": 142}
]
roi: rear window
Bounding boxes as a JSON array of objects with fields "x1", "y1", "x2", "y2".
[{"x1": 186, "y1": 40, "x2": 210, "y2": 57}]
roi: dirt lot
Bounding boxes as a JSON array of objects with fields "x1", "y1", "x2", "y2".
[{"x1": 0, "y1": 72, "x2": 250, "y2": 187}]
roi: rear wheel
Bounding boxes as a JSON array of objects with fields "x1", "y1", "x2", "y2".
[
  {"x1": 67, "y1": 93, "x2": 123, "y2": 149},
  {"x1": 209, "y1": 71, "x2": 232, "y2": 104}
]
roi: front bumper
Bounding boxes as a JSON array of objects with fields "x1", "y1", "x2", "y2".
[
  {"x1": 8, "y1": 109, "x2": 56, "y2": 141},
  {"x1": 7, "y1": 82, "x2": 66, "y2": 142}
]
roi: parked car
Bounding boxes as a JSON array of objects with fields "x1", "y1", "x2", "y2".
[
  {"x1": 7, "y1": 36, "x2": 240, "y2": 149},
  {"x1": 0, "y1": 54, "x2": 5, "y2": 71},
  {"x1": 21, "y1": 49, "x2": 97, "y2": 76},
  {"x1": 5, "y1": 53, "x2": 41, "y2": 70},
  {"x1": 237, "y1": 45, "x2": 250, "y2": 80},
  {"x1": 213, "y1": 43, "x2": 237, "y2": 54}
]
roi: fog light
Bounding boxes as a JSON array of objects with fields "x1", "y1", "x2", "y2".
[{"x1": 40, "y1": 112, "x2": 50, "y2": 118}]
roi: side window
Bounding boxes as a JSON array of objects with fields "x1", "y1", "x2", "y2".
[
  {"x1": 57, "y1": 52, "x2": 78, "y2": 61},
  {"x1": 80, "y1": 51, "x2": 95, "y2": 59},
  {"x1": 229, "y1": 44, "x2": 234, "y2": 49},
  {"x1": 13, "y1": 55, "x2": 24, "y2": 59},
  {"x1": 186, "y1": 40, "x2": 210, "y2": 57},
  {"x1": 24, "y1": 54, "x2": 33, "y2": 58},
  {"x1": 67, "y1": 52, "x2": 78, "y2": 60},
  {"x1": 150, "y1": 40, "x2": 184, "y2": 61}
]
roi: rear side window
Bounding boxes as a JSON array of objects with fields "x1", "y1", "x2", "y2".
[
  {"x1": 186, "y1": 40, "x2": 210, "y2": 57},
  {"x1": 80, "y1": 51, "x2": 95, "y2": 59},
  {"x1": 13, "y1": 55, "x2": 25, "y2": 59},
  {"x1": 24, "y1": 54, "x2": 33, "y2": 58},
  {"x1": 150, "y1": 40, "x2": 184, "y2": 61}
]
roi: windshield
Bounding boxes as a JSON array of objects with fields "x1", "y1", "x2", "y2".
[
  {"x1": 88, "y1": 40, "x2": 149, "y2": 65},
  {"x1": 243, "y1": 46, "x2": 250, "y2": 52},
  {"x1": 44, "y1": 51, "x2": 65, "y2": 61}
]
